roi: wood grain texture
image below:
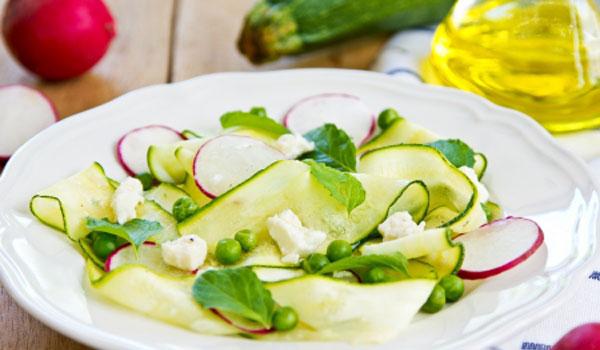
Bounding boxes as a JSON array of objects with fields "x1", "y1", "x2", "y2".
[
  {"x1": 0, "y1": 0, "x2": 174, "y2": 349},
  {"x1": 0, "y1": 0, "x2": 175, "y2": 118},
  {"x1": 0, "y1": 0, "x2": 388, "y2": 348},
  {"x1": 171, "y1": 0, "x2": 388, "y2": 81}
]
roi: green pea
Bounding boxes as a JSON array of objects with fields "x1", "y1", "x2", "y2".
[
  {"x1": 272, "y1": 306, "x2": 298, "y2": 331},
  {"x1": 377, "y1": 108, "x2": 402, "y2": 130},
  {"x1": 172, "y1": 197, "x2": 200, "y2": 222},
  {"x1": 250, "y1": 106, "x2": 267, "y2": 117},
  {"x1": 363, "y1": 267, "x2": 386, "y2": 284},
  {"x1": 327, "y1": 240, "x2": 352, "y2": 262},
  {"x1": 215, "y1": 238, "x2": 242, "y2": 265},
  {"x1": 421, "y1": 284, "x2": 446, "y2": 313},
  {"x1": 92, "y1": 233, "x2": 118, "y2": 260},
  {"x1": 439, "y1": 275, "x2": 464, "y2": 302},
  {"x1": 302, "y1": 253, "x2": 330, "y2": 274},
  {"x1": 234, "y1": 229, "x2": 258, "y2": 252},
  {"x1": 135, "y1": 172, "x2": 154, "y2": 190}
]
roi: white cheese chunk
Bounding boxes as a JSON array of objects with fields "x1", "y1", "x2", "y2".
[
  {"x1": 276, "y1": 133, "x2": 315, "y2": 159},
  {"x1": 112, "y1": 177, "x2": 144, "y2": 224},
  {"x1": 267, "y1": 209, "x2": 326, "y2": 264},
  {"x1": 459, "y1": 166, "x2": 490, "y2": 203},
  {"x1": 378, "y1": 211, "x2": 425, "y2": 241},
  {"x1": 161, "y1": 234, "x2": 207, "y2": 271}
]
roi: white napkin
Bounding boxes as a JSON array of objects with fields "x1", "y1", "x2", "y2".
[{"x1": 373, "y1": 29, "x2": 600, "y2": 349}]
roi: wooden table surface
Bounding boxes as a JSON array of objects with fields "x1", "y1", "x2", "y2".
[{"x1": 0, "y1": 1, "x2": 387, "y2": 348}]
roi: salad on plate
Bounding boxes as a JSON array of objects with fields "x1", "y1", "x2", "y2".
[{"x1": 29, "y1": 93, "x2": 544, "y2": 343}]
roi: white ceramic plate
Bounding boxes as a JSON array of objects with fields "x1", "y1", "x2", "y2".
[{"x1": 0, "y1": 69, "x2": 598, "y2": 349}]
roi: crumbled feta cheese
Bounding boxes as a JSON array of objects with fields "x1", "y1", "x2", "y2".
[
  {"x1": 161, "y1": 234, "x2": 207, "y2": 271},
  {"x1": 112, "y1": 177, "x2": 144, "y2": 224},
  {"x1": 266, "y1": 209, "x2": 326, "y2": 264},
  {"x1": 378, "y1": 211, "x2": 425, "y2": 241},
  {"x1": 459, "y1": 166, "x2": 490, "y2": 203},
  {"x1": 276, "y1": 133, "x2": 315, "y2": 159}
]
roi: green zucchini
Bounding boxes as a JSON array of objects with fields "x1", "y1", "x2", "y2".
[
  {"x1": 238, "y1": 0, "x2": 455, "y2": 63},
  {"x1": 360, "y1": 228, "x2": 453, "y2": 259},
  {"x1": 144, "y1": 183, "x2": 191, "y2": 214},
  {"x1": 358, "y1": 144, "x2": 487, "y2": 232},
  {"x1": 30, "y1": 162, "x2": 115, "y2": 240},
  {"x1": 89, "y1": 265, "x2": 237, "y2": 335},
  {"x1": 178, "y1": 160, "x2": 408, "y2": 265},
  {"x1": 266, "y1": 275, "x2": 435, "y2": 342},
  {"x1": 386, "y1": 180, "x2": 429, "y2": 223},
  {"x1": 418, "y1": 244, "x2": 464, "y2": 277},
  {"x1": 358, "y1": 117, "x2": 438, "y2": 155},
  {"x1": 473, "y1": 152, "x2": 488, "y2": 179}
]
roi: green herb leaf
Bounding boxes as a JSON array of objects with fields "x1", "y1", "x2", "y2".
[
  {"x1": 318, "y1": 253, "x2": 408, "y2": 275},
  {"x1": 302, "y1": 124, "x2": 357, "y2": 172},
  {"x1": 220, "y1": 109, "x2": 289, "y2": 136},
  {"x1": 428, "y1": 139, "x2": 475, "y2": 168},
  {"x1": 192, "y1": 268, "x2": 275, "y2": 328},
  {"x1": 305, "y1": 160, "x2": 365, "y2": 213},
  {"x1": 85, "y1": 217, "x2": 162, "y2": 252}
]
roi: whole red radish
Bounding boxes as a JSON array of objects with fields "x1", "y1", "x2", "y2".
[
  {"x1": 553, "y1": 323, "x2": 600, "y2": 350},
  {"x1": 2, "y1": 0, "x2": 116, "y2": 80}
]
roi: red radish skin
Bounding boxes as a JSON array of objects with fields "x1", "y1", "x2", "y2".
[
  {"x1": 2, "y1": 0, "x2": 116, "y2": 80},
  {"x1": 192, "y1": 135, "x2": 285, "y2": 198},
  {"x1": 210, "y1": 309, "x2": 274, "y2": 335},
  {"x1": 552, "y1": 323, "x2": 600, "y2": 350},
  {"x1": 456, "y1": 217, "x2": 544, "y2": 280},
  {"x1": 283, "y1": 93, "x2": 376, "y2": 145},
  {"x1": 116, "y1": 125, "x2": 183, "y2": 176},
  {"x1": 0, "y1": 85, "x2": 58, "y2": 161},
  {"x1": 104, "y1": 242, "x2": 157, "y2": 272}
]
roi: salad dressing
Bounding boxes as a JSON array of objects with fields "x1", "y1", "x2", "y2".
[{"x1": 426, "y1": 0, "x2": 600, "y2": 132}]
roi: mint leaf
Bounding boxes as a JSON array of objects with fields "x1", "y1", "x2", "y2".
[
  {"x1": 428, "y1": 139, "x2": 475, "y2": 168},
  {"x1": 302, "y1": 124, "x2": 357, "y2": 172},
  {"x1": 318, "y1": 253, "x2": 408, "y2": 275},
  {"x1": 192, "y1": 268, "x2": 275, "y2": 328},
  {"x1": 306, "y1": 160, "x2": 365, "y2": 213},
  {"x1": 220, "y1": 109, "x2": 289, "y2": 136},
  {"x1": 85, "y1": 218, "x2": 162, "y2": 252}
]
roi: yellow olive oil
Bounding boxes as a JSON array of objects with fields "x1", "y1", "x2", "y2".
[{"x1": 426, "y1": 0, "x2": 600, "y2": 132}]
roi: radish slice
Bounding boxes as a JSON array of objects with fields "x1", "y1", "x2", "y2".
[
  {"x1": 104, "y1": 242, "x2": 196, "y2": 277},
  {"x1": 210, "y1": 309, "x2": 274, "y2": 335},
  {"x1": 193, "y1": 135, "x2": 285, "y2": 198},
  {"x1": 0, "y1": 85, "x2": 58, "y2": 160},
  {"x1": 116, "y1": 125, "x2": 183, "y2": 176},
  {"x1": 283, "y1": 93, "x2": 376, "y2": 145},
  {"x1": 455, "y1": 217, "x2": 544, "y2": 280}
]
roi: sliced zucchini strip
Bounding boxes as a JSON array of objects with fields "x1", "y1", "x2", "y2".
[
  {"x1": 266, "y1": 275, "x2": 435, "y2": 343},
  {"x1": 418, "y1": 244, "x2": 464, "y2": 277},
  {"x1": 358, "y1": 118, "x2": 438, "y2": 154},
  {"x1": 251, "y1": 266, "x2": 305, "y2": 282},
  {"x1": 79, "y1": 239, "x2": 104, "y2": 268},
  {"x1": 174, "y1": 143, "x2": 212, "y2": 207},
  {"x1": 139, "y1": 200, "x2": 179, "y2": 243},
  {"x1": 225, "y1": 126, "x2": 279, "y2": 148},
  {"x1": 147, "y1": 139, "x2": 205, "y2": 184},
  {"x1": 482, "y1": 201, "x2": 503, "y2": 222},
  {"x1": 179, "y1": 160, "x2": 406, "y2": 265},
  {"x1": 144, "y1": 183, "x2": 191, "y2": 214},
  {"x1": 473, "y1": 152, "x2": 488, "y2": 180},
  {"x1": 88, "y1": 265, "x2": 237, "y2": 335},
  {"x1": 360, "y1": 228, "x2": 454, "y2": 259},
  {"x1": 359, "y1": 144, "x2": 486, "y2": 232},
  {"x1": 386, "y1": 180, "x2": 429, "y2": 223},
  {"x1": 30, "y1": 162, "x2": 115, "y2": 240}
]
